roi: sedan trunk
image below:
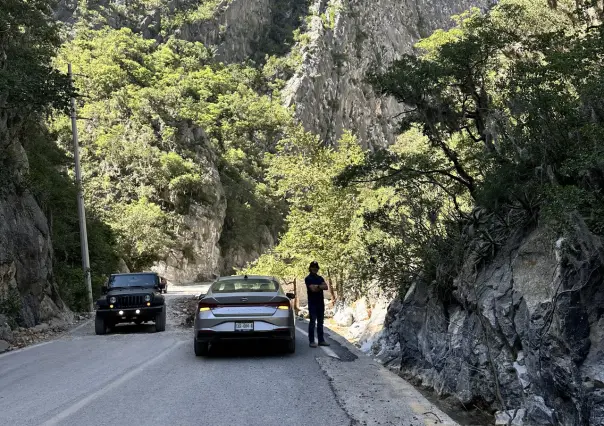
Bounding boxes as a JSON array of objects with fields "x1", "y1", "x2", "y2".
[{"x1": 203, "y1": 292, "x2": 288, "y2": 317}]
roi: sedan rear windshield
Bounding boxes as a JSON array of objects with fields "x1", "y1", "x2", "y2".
[
  {"x1": 109, "y1": 274, "x2": 157, "y2": 288},
  {"x1": 211, "y1": 279, "x2": 278, "y2": 293}
]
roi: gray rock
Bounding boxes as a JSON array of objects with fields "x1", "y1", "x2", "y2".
[
  {"x1": 0, "y1": 314, "x2": 13, "y2": 342},
  {"x1": 333, "y1": 307, "x2": 354, "y2": 327},
  {"x1": 526, "y1": 396, "x2": 556, "y2": 425},
  {"x1": 1, "y1": 114, "x2": 67, "y2": 329},
  {"x1": 49, "y1": 317, "x2": 68, "y2": 330},
  {"x1": 34, "y1": 323, "x2": 49, "y2": 332},
  {"x1": 0, "y1": 340, "x2": 10, "y2": 353},
  {"x1": 352, "y1": 297, "x2": 370, "y2": 322},
  {"x1": 495, "y1": 409, "x2": 525, "y2": 425},
  {"x1": 385, "y1": 227, "x2": 604, "y2": 423}
]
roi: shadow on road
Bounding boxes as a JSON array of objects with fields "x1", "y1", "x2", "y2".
[
  {"x1": 201, "y1": 340, "x2": 291, "y2": 359},
  {"x1": 107, "y1": 323, "x2": 158, "y2": 334}
]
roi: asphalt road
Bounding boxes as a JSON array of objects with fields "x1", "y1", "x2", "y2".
[{"x1": 0, "y1": 284, "x2": 458, "y2": 426}]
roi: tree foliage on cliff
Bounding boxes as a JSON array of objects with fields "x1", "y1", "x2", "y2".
[
  {"x1": 52, "y1": 26, "x2": 291, "y2": 271},
  {"x1": 338, "y1": 0, "x2": 604, "y2": 293},
  {"x1": 243, "y1": 130, "x2": 392, "y2": 298},
  {"x1": 0, "y1": 0, "x2": 117, "y2": 312},
  {"x1": 0, "y1": 0, "x2": 71, "y2": 114}
]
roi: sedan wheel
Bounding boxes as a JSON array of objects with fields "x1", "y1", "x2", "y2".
[
  {"x1": 194, "y1": 340, "x2": 209, "y2": 356},
  {"x1": 286, "y1": 338, "x2": 296, "y2": 354}
]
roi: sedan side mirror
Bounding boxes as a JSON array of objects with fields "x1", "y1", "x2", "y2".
[{"x1": 286, "y1": 292, "x2": 295, "y2": 300}]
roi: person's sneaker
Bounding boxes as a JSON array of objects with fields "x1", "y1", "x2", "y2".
[
  {"x1": 309, "y1": 342, "x2": 318, "y2": 348},
  {"x1": 318, "y1": 341, "x2": 330, "y2": 347}
]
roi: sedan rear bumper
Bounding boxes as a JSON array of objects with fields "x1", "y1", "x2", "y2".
[{"x1": 196, "y1": 328, "x2": 293, "y2": 342}]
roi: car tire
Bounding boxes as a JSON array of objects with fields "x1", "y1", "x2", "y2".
[
  {"x1": 155, "y1": 306, "x2": 166, "y2": 332},
  {"x1": 95, "y1": 315, "x2": 106, "y2": 335},
  {"x1": 286, "y1": 338, "x2": 296, "y2": 354},
  {"x1": 194, "y1": 340, "x2": 209, "y2": 356}
]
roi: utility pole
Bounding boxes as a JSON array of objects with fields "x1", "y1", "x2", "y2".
[{"x1": 68, "y1": 63, "x2": 93, "y2": 312}]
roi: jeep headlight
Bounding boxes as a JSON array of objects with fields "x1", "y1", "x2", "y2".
[
  {"x1": 109, "y1": 296, "x2": 116, "y2": 304},
  {"x1": 144, "y1": 295, "x2": 151, "y2": 302}
]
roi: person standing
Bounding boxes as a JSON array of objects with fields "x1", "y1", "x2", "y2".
[{"x1": 305, "y1": 261, "x2": 330, "y2": 348}]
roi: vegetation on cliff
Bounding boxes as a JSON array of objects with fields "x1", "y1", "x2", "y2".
[
  {"x1": 0, "y1": 0, "x2": 116, "y2": 313},
  {"x1": 247, "y1": 0, "x2": 604, "y2": 304},
  {"x1": 349, "y1": 0, "x2": 604, "y2": 296},
  {"x1": 3, "y1": 0, "x2": 603, "y2": 315}
]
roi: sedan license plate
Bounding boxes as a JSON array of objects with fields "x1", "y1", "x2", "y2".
[{"x1": 235, "y1": 321, "x2": 254, "y2": 332}]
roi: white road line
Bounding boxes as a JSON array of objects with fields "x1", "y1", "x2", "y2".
[
  {"x1": 40, "y1": 341, "x2": 185, "y2": 426},
  {"x1": 0, "y1": 340, "x2": 54, "y2": 360},
  {"x1": 69, "y1": 318, "x2": 93, "y2": 334},
  {"x1": 296, "y1": 325, "x2": 340, "y2": 359}
]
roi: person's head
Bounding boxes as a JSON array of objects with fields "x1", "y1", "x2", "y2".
[
  {"x1": 160, "y1": 277, "x2": 166, "y2": 284},
  {"x1": 309, "y1": 261, "x2": 319, "y2": 274}
]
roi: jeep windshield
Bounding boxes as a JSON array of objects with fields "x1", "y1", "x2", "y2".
[{"x1": 108, "y1": 274, "x2": 157, "y2": 289}]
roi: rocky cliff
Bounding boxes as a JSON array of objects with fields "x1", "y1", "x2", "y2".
[
  {"x1": 0, "y1": 114, "x2": 69, "y2": 328},
  {"x1": 52, "y1": 0, "x2": 493, "y2": 283},
  {"x1": 367, "y1": 223, "x2": 604, "y2": 425},
  {"x1": 284, "y1": 0, "x2": 494, "y2": 148}
]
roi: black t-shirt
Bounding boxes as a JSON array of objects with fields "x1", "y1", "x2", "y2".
[{"x1": 305, "y1": 273, "x2": 325, "y2": 305}]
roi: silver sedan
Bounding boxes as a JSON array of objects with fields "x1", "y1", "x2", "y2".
[{"x1": 193, "y1": 275, "x2": 296, "y2": 356}]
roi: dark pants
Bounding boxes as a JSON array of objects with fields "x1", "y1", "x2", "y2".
[{"x1": 308, "y1": 303, "x2": 325, "y2": 343}]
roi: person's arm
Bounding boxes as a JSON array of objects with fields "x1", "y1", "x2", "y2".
[
  {"x1": 318, "y1": 278, "x2": 328, "y2": 290},
  {"x1": 305, "y1": 278, "x2": 318, "y2": 292}
]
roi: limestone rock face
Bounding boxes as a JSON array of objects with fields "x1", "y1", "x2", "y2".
[
  {"x1": 0, "y1": 114, "x2": 67, "y2": 327},
  {"x1": 52, "y1": 0, "x2": 493, "y2": 282},
  {"x1": 284, "y1": 0, "x2": 494, "y2": 149},
  {"x1": 373, "y1": 228, "x2": 604, "y2": 425}
]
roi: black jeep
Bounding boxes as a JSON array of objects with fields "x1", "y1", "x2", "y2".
[{"x1": 95, "y1": 272, "x2": 167, "y2": 335}]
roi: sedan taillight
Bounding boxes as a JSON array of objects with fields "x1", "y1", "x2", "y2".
[
  {"x1": 198, "y1": 302, "x2": 217, "y2": 312},
  {"x1": 265, "y1": 301, "x2": 290, "y2": 310}
]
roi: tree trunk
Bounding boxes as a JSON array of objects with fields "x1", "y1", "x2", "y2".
[
  {"x1": 327, "y1": 269, "x2": 337, "y2": 307},
  {"x1": 293, "y1": 278, "x2": 300, "y2": 314}
]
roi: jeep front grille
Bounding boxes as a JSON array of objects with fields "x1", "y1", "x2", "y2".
[{"x1": 117, "y1": 295, "x2": 145, "y2": 308}]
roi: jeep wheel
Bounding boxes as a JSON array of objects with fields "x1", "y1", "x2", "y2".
[
  {"x1": 95, "y1": 315, "x2": 106, "y2": 335},
  {"x1": 155, "y1": 306, "x2": 166, "y2": 332},
  {"x1": 194, "y1": 340, "x2": 209, "y2": 356},
  {"x1": 286, "y1": 338, "x2": 296, "y2": 354}
]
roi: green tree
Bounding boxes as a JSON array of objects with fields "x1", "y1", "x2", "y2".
[
  {"x1": 340, "y1": 0, "x2": 604, "y2": 295},
  {"x1": 0, "y1": 0, "x2": 71, "y2": 115},
  {"x1": 52, "y1": 26, "x2": 292, "y2": 272},
  {"x1": 244, "y1": 129, "x2": 373, "y2": 299}
]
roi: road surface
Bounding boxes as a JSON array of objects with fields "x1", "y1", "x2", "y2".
[{"x1": 0, "y1": 283, "x2": 457, "y2": 426}]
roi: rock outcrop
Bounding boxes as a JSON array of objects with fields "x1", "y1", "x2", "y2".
[
  {"x1": 369, "y1": 225, "x2": 604, "y2": 425},
  {"x1": 52, "y1": 0, "x2": 494, "y2": 283},
  {"x1": 284, "y1": 0, "x2": 494, "y2": 149},
  {"x1": 0, "y1": 115, "x2": 68, "y2": 328}
]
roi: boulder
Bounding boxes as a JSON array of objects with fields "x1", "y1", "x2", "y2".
[
  {"x1": 0, "y1": 340, "x2": 10, "y2": 353},
  {"x1": 352, "y1": 297, "x2": 370, "y2": 322},
  {"x1": 0, "y1": 314, "x2": 13, "y2": 342},
  {"x1": 333, "y1": 307, "x2": 354, "y2": 327},
  {"x1": 526, "y1": 396, "x2": 556, "y2": 425},
  {"x1": 495, "y1": 409, "x2": 525, "y2": 425},
  {"x1": 33, "y1": 323, "x2": 49, "y2": 333}
]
